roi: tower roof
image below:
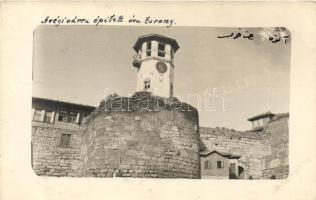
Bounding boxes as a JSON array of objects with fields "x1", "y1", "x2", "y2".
[
  {"x1": 133, "y1": 34, "x2": 180, "y2": 52},
  {"x1": 247, "y1": 111, "x2": 275, "y2": 122}
]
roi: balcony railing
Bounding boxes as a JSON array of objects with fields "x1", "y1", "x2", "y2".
[{"x1": 132, "y1": 54, "x2": 141, "y2": 68}]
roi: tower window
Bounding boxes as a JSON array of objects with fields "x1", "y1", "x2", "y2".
[
  {"x1": 60, "y1": 134, "x2": 71, "y2": 148},
  {"x1": 144, "y1": 79, "x2": 151, "y2": 90},
  {"x1": 146, "y1": 41, "x2": 151, "y2": 57},
  {"x1": 158, "y1": 43, "x2": 165, "y2": 57}
]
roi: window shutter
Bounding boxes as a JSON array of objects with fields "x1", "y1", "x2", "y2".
[
  {"x1": 40, "y1": 110, "x2": 45, "y2": 122},
  {"x1": 204, "y1": 161, "x2": 208, "y2": 169},
  {"x1": 75, "y1": 113, "x2": 80, "y2": 124},
  {"x1": 50, "y1": 111, "x2": 55, "y2": 123}
]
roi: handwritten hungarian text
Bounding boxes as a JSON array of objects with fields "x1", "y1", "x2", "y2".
[{"x1": 41, "y1": 15, "x2": 175, "y2": 28}]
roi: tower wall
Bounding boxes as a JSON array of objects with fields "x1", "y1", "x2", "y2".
[
  {"x1": 78, "y1": 94, "x2": 200, "y2": 178},
  {"x1": 136, "y1": 59, "x2": 173, "y2": 97},
  {"x1": 261, "y1": 115, "x2": 289, "y2": 179}
]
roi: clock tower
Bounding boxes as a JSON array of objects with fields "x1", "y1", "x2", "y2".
[{"x1": 132, "y1": 34, "x2": 180, "y2": 98}]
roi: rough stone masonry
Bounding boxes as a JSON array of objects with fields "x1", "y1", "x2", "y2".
[
  {"x1": 78, "y1": 92, "x2": 201, "y2": 178},
  {"x1": 31, "y1": 95, "x2": 289, "y2": 179}
]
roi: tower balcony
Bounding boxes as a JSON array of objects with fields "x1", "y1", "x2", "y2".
[{"x1": 132, "y1": 54, "x2": 141, "y2": 68}]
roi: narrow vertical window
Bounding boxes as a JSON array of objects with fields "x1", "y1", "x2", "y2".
[
  {"x1": 144, "y1": 79, "x2": 151, "y2": 90},
  {"x1": 158, "y1": 43, "x2": 165, "y2": 57},
  {"x1": 60, "y1": 134, "x2": 71, "y2": 148},
  {"x1": 217, "y1": 161, "x2": 224, "y2": 168},
  {"x1": 146, "y1": 41, "x2": 151, "y2": 57}
]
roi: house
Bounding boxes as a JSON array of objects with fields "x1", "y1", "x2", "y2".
[
  {"x1": 247, "y1": 111, "x2": 275, "y2": 131},
  {"x1": 200, "y1": 150, "x2": 242, "y2": 179},
  {"x1": 32, "y1": 97, "x2": 95, "y2": 130},
  {"x1": 31, "y1": 97, "x2": 95, "y2": 176},
  {"x1": 200, "y1": 111, "x2": 289, "y2": 179}
]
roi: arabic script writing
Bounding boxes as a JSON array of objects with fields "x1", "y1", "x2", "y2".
[{"x1": 217, "y1": 28, "x2": 290, "y2": 44}]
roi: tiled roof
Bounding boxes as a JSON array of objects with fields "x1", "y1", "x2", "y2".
[
  {"x1": 32, "y1": 97, "x2": 96, "y2": 110},
  {"x1": 133, "y1": 33, "x2": 180, "y2": 52},
  {"x1": 247, "y1": 111, "x2": 275, "y2": 121},
  {"x1": 200, "y1": 150, "x2": 241, "y2": 159}
]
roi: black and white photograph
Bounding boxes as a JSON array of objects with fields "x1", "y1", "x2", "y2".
[
  {"x1": 31, "y1": 26, "x2": 290, "y2": 179},
  {"x1": 2, "y1": 2, "x2": 316, "y2": 200}
]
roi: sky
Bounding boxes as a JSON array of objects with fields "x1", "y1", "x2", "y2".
[{"x1": 33, "y1": 25, "x2": 290, "y2": 131}]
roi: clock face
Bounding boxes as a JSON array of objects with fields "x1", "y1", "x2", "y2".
[{"x1": 156, "y1": 62, "x2": 167, "y2": 73}]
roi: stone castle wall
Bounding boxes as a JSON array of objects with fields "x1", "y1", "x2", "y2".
[
  {"x1": 200, "y1": 114, "x2": 289, "y2": 179},
  {"x1": 261, "y1": 115, "x2": 289, "y2": 179},
  {"x1": 31, "y1": 94, "x2": 288, "y2": 179},
  {"x1": 31, "y1": 124, "x2": 81, "y2": 176},
  {"x1": 78, "y1": 93, "x2": 201, "y2": 178},
  {"x1": 200, "y1": 128, "x2": 270, "y2": 178}
]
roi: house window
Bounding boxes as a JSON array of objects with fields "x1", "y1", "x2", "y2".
[
  {"x1": 60, "y1": 134, "x2": 71, "y2": 148},
  {"x1": 158, "y1": 43, "x2": 165, "y2": 57},
  {"x1": 33, "y1": 109, "x2": 42, "y2": 121},
  {"x1": 144, "y1": 80, "x2": 151, "y2": 90},
  {"x1": 69, "y1": 111, "x2": 78, "y2": 123},
  {"x1": 217, "y1": 161, "x2": 224, "y2": 168},
  {"x1": 58, "y1": 110, "x2": 80, "y2": 124},
  {"x1": 204, "y1": 160, "x2": 211, "y2": 169},
  {"x1": 33, "y1": 109, "x2": 55, "y2": 123},
  {"x1": 43, "y1": 110, "x2": 54, "y2": 123},
  {"x1": 146, "y1": 41, "x2": 151, "y2": 57},
  {"x1": 58, "y1": 110, "x2": 68, "y2": 122}
]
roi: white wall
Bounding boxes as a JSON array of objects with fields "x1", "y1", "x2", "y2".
[{"x1": 136, "y1": 40, "x2": 174, "y2": 98}]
